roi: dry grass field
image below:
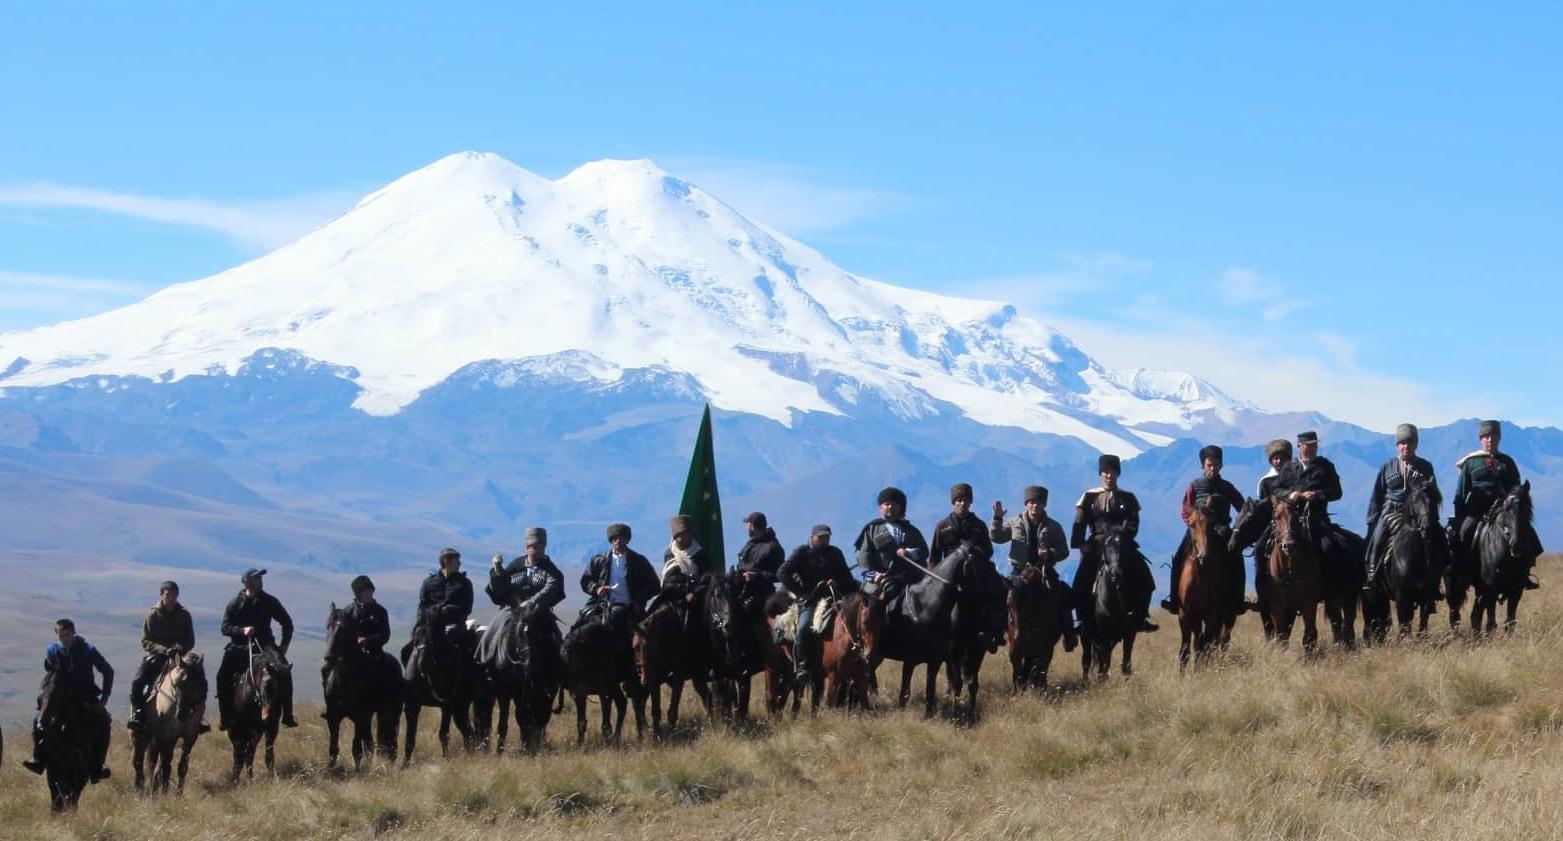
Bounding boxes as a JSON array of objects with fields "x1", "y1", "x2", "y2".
[{"x1": 3, "y1": 555, "x2": 1561, "y2": 841}]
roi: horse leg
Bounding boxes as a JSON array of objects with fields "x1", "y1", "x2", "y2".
[
  {"x1": 574, "y1": 692, "x2": 588, "y2": 746},
  {"x1": 156, "y1": 739, "x2": 174, "y2": 792},
  {"x1": 655, "y1": 679, "x2": 671, "y2": 737},
  {"x1": 263, "y1": 721, "x2": 277, "y2": 776},
  {"x1": 923, "y1": 660, "x2": 939, "y2": 719},
  {"x1": 453, "y1": 699, "x2": 475, "y2": 753},
  {"x1": 1121, "y1": 631, "x2": 1136, "y2": 678},
  {"x1": 401, "y1": 702, "x2": 420, "y2": 767},
  {"x1": 437, "y1": 708, "x2": 452, "y2": 758},
  {"x1": 492, "y1": 694, "x2": 508, "y2": 755},
  {"x1": 133, "y1": 734, "x2": 148, "y2": 791},
  {"x1": 176, "y1": 736, "x2": 194, "y2": 794},
  {"x1": 326, "y1": 711, "x2": 341, "y2": 768},
  {"x1": 1300, "y1": 604, "x2": 1319, "y2": 655},
  {"x1": 1179, "y1": 625, "x2": 1191, "y2": 675},
  {"x1": 1504, "y1": 590, "x2": 1522, "y2": 634},
  {"x1": 898, "y1": 661, "x2": 915, "y2": 710},
  {"x1": 737, "y1": 676, "x2": 753, "y2": 722}
]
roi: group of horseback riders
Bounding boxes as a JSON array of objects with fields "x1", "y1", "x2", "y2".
[
  {"x1": 1160, "y1": 420, "x2": 1543, "y2": 628},
  {"x1": 17, "y1": 418, "x2": 1544, "y2": 782}
]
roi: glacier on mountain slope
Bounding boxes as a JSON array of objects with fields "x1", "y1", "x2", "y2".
[{"x1": 0, "y1": 151, "x2": 1246, "y2": 455}]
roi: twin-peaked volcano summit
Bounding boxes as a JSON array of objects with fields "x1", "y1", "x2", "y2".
[{"x1": 0, "y1": 151, "x2": 1243, "y2": 455}]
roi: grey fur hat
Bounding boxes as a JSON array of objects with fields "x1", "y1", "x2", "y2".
[{"x1": 1395, "y1": 423, "x2": 1419, "y2": 445}]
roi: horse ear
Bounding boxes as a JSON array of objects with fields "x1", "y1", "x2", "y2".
[
  {"x1": 1523, "y1": 481, "x2": 1531, "y2": 491},
  {"x1": 330, "y1": 601, "x2": 337, "y2": 611}
]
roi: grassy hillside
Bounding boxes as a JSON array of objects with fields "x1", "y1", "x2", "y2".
[{"x1": 3, "y1": 555, "x2": 1561, "y2": 840}]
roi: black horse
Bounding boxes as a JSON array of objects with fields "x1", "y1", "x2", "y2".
[
  {"x1": 401, "y1": 611, "x2": 478, "y2": 764},
  {"x1": 323, "y1": 605, "x2": 401, "y2": 770},
  {"x1": 34, "y1": 670, "x2": 102, "y2": 811},
  {"x1": 865, "y1": 547, "x2": 972, "y2": 718},
  {"x1": 1006, "y1": 565, "x2": 1067, "y2": 692},
  {"x1": 562, "y1": 603, "x2": 646, "y2": 746},
  {"x1": 1080, "y1": 530, "x2": 1140, "y2": 681},
  {"x1": 1468, "y1": 482, "x2": 1539, "y2": 635},
  {"x1": 1363, "y1": 476, "x2": 1444, "y2": 641},
  {"x1": 227, "y1": 639, "x2": 287, "y2": 781},
  {"x1": 945, "y1": 555, "x2": 1006, "y2": 718},
  {"x1": 704, "y1": 570, "x2": 770, "y2": 723},
  {"x1": 474, "y1": 602, "x2": 563, "y2": 754}
]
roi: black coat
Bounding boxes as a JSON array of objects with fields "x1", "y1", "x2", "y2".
[
  {"x1": 1277, "y1": 457, "x2": 1343, "y2": 519},
  {"x1": 1181, "y1": 476, "x2": 1244, "y2": 526},
  {"x1": 418, "y1": 570, "x2": 474, "y2": 627},
  {"x1": 1366, "y1": 456, "x2": 1443, "y2": 535},
  {"x1": 779, "y1": 543, "x2": 858, "y2": 597},
  {"x1": 1071, "y1": 488, "x2": 1141, "y2": 548},
  {"x1": 581, "y1": 548, "x2": 659, "y2": 611},
  {"x1": 929, "y1": 511, "x2": 995, "y2": 565},
  {"x1": 220, "y1": 590, "x2": 295, "y2": 652},
  {"x1": 345, "y1": 599, "x2": 392, "y2": 652},
  {"x1": 735, "y1": 528, "x2": 785, "y2": 582},
  {"x1": 487, "y1": 555, "x2": 565, "y2": 610}
]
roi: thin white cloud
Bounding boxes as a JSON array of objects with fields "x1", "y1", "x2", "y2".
[
  {"x1": 0, "y1": 183, "x2": 357, "y2": 251},
  {"x1": 663, "y1": 157, "x2": 906, "y2": 236},
  {"x1": 1044, "y1": 312, "x2": 1475, "y2": 431},
  {"x1": 1217, "y1": 267, "x2": 1307, "y2": 321},
  {"x1": 0, "y1": 270, "x2": 154, "y2": 332}
]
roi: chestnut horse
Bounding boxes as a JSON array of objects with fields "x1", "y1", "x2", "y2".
[
  {"x1": 1267, "y1": 496, "x2": 1321, "y2": 652},
  {"x1": 634, "y1": 601, "x2": 712, "y2": 738},
  {"x1": 819, "y1": 591, "x2": 879, "y2": 711},
  {"x1": 1177, "y1": 504, "x2": 1238, "y2": 672}
]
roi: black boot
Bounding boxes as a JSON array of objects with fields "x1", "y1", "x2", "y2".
[
  {"x1": 1160, "y1": 595, "x2": 1179, "y2": 613},
  {"x1": 1060, "y1": 616, "x2": 1078, "y2": 652}
]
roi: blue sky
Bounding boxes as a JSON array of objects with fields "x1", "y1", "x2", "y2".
[{"x1": 1, "y1": 4, "x2": 1558, "y2": 429}]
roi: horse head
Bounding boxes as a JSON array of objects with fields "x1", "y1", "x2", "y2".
[
  {"x1": 1186, "y1": 504, "x2": 1213, "y2": 563},
  {"x1": 324, "y1": 602, "x2": 360, "y2": 661},
  {"x1": 171, "y1": 652, "x2": 206, "y2": 721},
  {"x1": 1402, "y1": 472, "x2": 1438, "y2": 535},
  {"x1": 1488, "y1": 481, "x2": 1535, "y2": 559}
]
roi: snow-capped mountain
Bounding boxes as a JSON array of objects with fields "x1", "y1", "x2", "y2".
[{"x1": 0, "y1": 151, "x2": 1245, "y2": 455}]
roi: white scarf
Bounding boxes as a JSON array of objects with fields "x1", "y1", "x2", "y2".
[{"x1": 662, "y1": 539, "x2": 703, "y2": 583}]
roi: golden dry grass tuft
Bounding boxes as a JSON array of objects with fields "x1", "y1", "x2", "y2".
[{"x1": 4, "y1": 555, "x2": 1562, "y2": 840}]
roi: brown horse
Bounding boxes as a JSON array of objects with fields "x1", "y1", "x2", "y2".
[
  {"x1": 1007, "y1": 566, "x2": 1065, "y2": 692},
  {"x1": 1177, "y1": 504, "x2": 1238, "y2": 672},
  {"x1": 760, "y1": 591, "x2": 803, "y2": 719},
  {"x1": 132, "y1": 651, "x2": 207, "y2": 794},
  {"x1": 819, "y1": 591, "x2": 879, "y2": 711},
  {"x1": 1267, "y1": 496, "x2": 1321, "y2": 652},
  {"x1": 633, "y1": 602, "x2": 712, "y2": 739}
]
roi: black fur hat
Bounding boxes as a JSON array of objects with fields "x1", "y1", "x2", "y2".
[
  {"x1": 1198, "y1": 445, "x2": 1223, "y2": 465},
  {"x1": 1097, "y1": 454, "x2": 1122, "y2": 474},
  {"x1": 877, "y1": 486, "x2": 907, "y2": 507}
]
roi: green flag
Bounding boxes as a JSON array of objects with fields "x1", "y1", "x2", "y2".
[{"x1": 679, "y1": 403, "x2": 725, "y2": 573}]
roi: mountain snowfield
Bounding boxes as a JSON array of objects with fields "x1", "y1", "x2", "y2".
[{"x1": 0, "y1": 151, "x2": 1245, "y2": 455}]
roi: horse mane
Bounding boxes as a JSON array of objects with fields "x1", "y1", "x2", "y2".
[{"x1": 763, "y1": 589, "x2": 792, "y2": 618}]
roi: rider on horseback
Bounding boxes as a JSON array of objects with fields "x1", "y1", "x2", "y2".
[
  {"x1": 854, "y1": 486, "x2": 931, "y2": 602},
  {"x1": 1162, "y1": 446, "x2": 1245, "y2": 615},
  {"x1": 656, "y1": 515, "x2": 713, "y2": 612},
  {"x1": 1364, "y1": 424, "x2": 1447, "y2": 590},
  {"x1": 1071, "y1": 455, "x2": 1159, "y2": 633},
  {"x1": 488, "y1": 527, "x2": 565, "y2": 613},
  {"x1": 931, "y1": 483, "x2": 1005, "y2": 651},
  {"x1": 572, "y1": 522, "x2": 658, "y2": 674},
  {"x1": 217, "y1": 569, "x2": 296, "y2": 731},
  {"x1": 780, "y1": 524, "x2": 858, "y2": 683},
  {"x1": 322, "y1": 575, "x2": 399, "y2": 705},
  {"x1": 23, "y1": 618, "x2": 115, "y2": 781},
  {"x1": 412, "y1": 549, "x2": 476, "y2": 661},
  {"x1": 1452, "y1": 420, "x2": 1541, "y2": 589},
  {"x1": 734, "y1": 512, "x2": 784, "y2": 612},
  {"x1": 128, "y1": 581, "x2": 207, "y2": 735},
  {"x1": 481, "y1": 527, "x2": 565, "y2": 665},
  {"x1": 991, "y1": 484, "x2": 1077, "y2": 651}
]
